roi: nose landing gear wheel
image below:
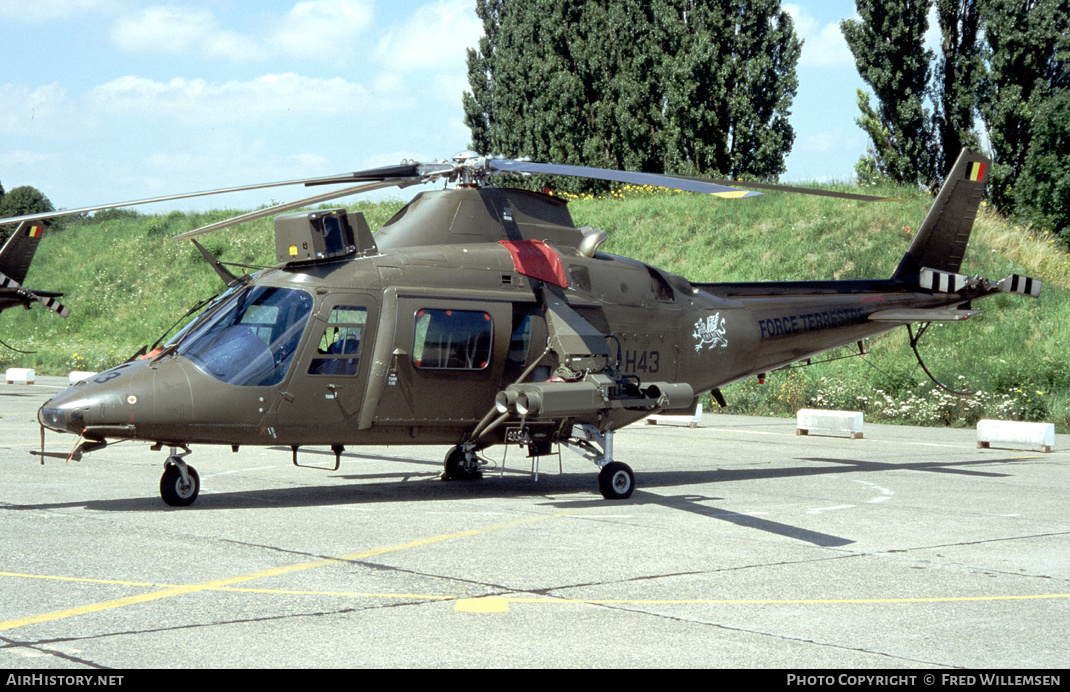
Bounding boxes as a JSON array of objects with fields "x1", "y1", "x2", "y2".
[
  {"x1": 444, "y1": 445, "x2": 482, "y2": 481},
  {"x1": 598, "y1": 461, "x2": 634, "y2": 500},
  {"x1": 160, "y1": 460, "x2": 200, "y2": 506}
]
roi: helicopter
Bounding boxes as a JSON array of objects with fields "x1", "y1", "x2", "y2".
[
  {"x1": 0, "y1": 221, "x2": 68, "y2": 318},
  {"x1": 2, "y1": 149, "x2": 1040, "y2": 506}
]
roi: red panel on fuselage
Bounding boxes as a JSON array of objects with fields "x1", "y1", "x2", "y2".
[{"x1": 499, "y1": 239, "x2": 569, "y2": 288}]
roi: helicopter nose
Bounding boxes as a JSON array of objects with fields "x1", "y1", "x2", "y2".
[
  {"x1": 38, "y1": 370, "x2": 128, "y2": 435},
  {"x1": 37, "y1": 360, "x2": 180, "y2": 438}
]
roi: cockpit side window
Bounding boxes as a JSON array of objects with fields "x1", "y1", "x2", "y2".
[
  {"x1": 309, "y1": 307, "x2": 368, "y2": 376},
  {"x1": 179, "y1": 286, "x2": 313, "y2": 387},
  {"x1": 412, "y1": 308, "x2": 493, "y2": 370}
]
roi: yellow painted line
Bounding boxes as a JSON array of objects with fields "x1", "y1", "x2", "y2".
[
  {"x1": 212, "y1": 587, "x2": 453, "y2": 600},
  {"x1": 456, "y1": 597, "x2": 511, "y2": 613},
  {"x1": 454, "y1": 593, "x2": 1070, "y2": 613},
  {"x1": 0, "y1": 511, "x2": 577, "y2": 632},
  {"x1": 0, "y1": 572, "x2": 167, "y2": 588},
  {"x1": 7, "y1": 568, "x2": 1066, "y2": 619},
  {"x1": 0, "y1": 572, "x2": 449, "y2": 600}
]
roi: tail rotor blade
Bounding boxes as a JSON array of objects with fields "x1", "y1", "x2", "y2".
[{"x1": 0, "y1": 270, "x2": 69, "y2": 317}]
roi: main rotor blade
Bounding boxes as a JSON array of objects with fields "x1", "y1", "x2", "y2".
[
  {"x1": 487, "y1": 159, "x2": 761, "y2": 198},
  {"x1": 172, "y1": 179, "x2": 411, "y2": 239},
  {"x1": 304, "y1": 162, "x2": 457, "y2": 187},
  {"x1": 303, "y1": 164, "x2": 422, "y2": 186},
  {"x1": 0, "y1": 172, "x2": 403, "y2": 226},
  {"x1": 667, "y1": 175, "x2": 907, "y2": 202}
]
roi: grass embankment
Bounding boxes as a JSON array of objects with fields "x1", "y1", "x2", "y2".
[{"x1": 3, "y1": 184, "x2": 1067, "y2": 430}]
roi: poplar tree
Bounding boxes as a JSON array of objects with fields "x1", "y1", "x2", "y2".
[
  {"x1": 841, "y1": 0, "x2": 936, "y2": 187},
  {"x1": 933, "y1": 0, "x2": 984, "y2": 179},
  {"x1": 463, "y1": 0, "x2": 801, "y2": 190},
  {"x1": 978, "y1": 0, "x2": 1069, "y2": 213}
]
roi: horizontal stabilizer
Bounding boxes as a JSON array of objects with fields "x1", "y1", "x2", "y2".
[
  {"x1": 869, "y1": 308, "x2": 979, "y2": 322},
  {"x1": 0, "y1": 270, "x2": 69, "y2": 317},
  {"x1": 1000, "y1": 274, "x2": 1041, "y2": 298}
]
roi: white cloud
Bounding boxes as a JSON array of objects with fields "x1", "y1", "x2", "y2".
[
  {"x1": 110, "y1": 6, "x2": 268, "y2": 61},
  {"x1": 0, "y1": 2, "x2": 486, "y2": 209},
  {"x1": 0, "y1": 83, "x2": 74, "y2": 137},
  {"x1": 108, "y1": 1, "x2": 374, "y2": 64},
  {"x1": 0, "y1": 149, "x2": 54, "y2": 168},
  {"x1": 783, "y1": 4, "x2": 855, "y2": 69},
  {"x1": 0, "y1": 0, "x2": 115, "y2": 23},
  {"x1": 374, "y1": 0, "x2": 482, "y2": 73},
  {"x1": 369, "y1": 0, "x2": 482, "y2": 109},
  {"x1": 87, "y1": 73, "x2": 387, "y2": 123},
  {"x1": 271, "y1": 0, "x2": 375, "y2": 62}
]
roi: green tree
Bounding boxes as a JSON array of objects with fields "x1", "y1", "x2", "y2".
[
  {"x1": 1014, "y1": 89, "x2": 1070, "y2": 241},
  {"x1": 0, "y1": 185, "x2": 54, "y2": 246},
  {"x1": 656, "y1": 0, "x2": 801, "y2": 179},
  {"x1": 463, "y1": 0, "x2": 801, "y2": 189},
  {"x1": 978, "y1": 0, "x2": 1069, "y2": 213},
  {"x1": 932, "y1": 0, "x2": 984, "y2": 178},
  {"x1": 842, "y1": 0, "x2": 936, "y2": 187}
]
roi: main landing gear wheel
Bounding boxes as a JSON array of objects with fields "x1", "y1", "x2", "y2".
[
  {"x1": 444, "y1": 445, "x2": 482, "y2": 481},
  {"x1": 598, "y1": 461, "x2": 635, "y2": 500},
  {"x1": 160, "y1": 459, "x2": 200, "y2": 507}
]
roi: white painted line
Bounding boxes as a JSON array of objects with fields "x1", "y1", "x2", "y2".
[
  {"x1": 204, "y1": 466, "x2": 279, "y2": 479},
  {"x1": 855, "y1": 480, "x2": 895, "y2": 504},
  {"x1": 806, "y1": 504, "x2": 855, "y2": 514}
]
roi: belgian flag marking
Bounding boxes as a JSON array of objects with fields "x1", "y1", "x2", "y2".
[
  {"x1": 967, "y1": 161, "x2": 987, "y2": 182},
  {"x1": 27, "y1": 225, "x2": 43, "y2": 237}
]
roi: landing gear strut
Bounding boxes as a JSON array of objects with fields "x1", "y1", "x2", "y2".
[
  {"x1": 564, "y1": 425, "x2": 635, "y2": 500},
  {"x1": 159, "y1": 446, "x2": 200, "y2": 506}
]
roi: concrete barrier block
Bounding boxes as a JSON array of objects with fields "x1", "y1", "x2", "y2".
[
  {"x1": 977, "y1": 419, "x2": 1054, "y2": 453},
  {"x1": 68, "y1": 371, "x2": 98, "y2": 384},
  {"x1": 646, "y1": 404, "x2": 703, "y2": 428},
  {"x1": 5, "y1": 368, "x2": 34, "y2": 385},
  {"x1": 797, "y1": 408, "x2": 864, "y2": 439}
]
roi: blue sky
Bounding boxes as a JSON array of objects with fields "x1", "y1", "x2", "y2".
[{"x1": 1, "y1": 1, "x2": 883, "y2": 215}]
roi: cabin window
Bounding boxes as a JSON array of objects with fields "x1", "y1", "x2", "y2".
[
  {"x1": 412, "y1": 308, "x2": 493, "y2": 370},
  {"x1": 309, "y1": 306, "x2": 368, "y2": 376},
  {"x1": 179, "y1": 286, "x2": 313, "y2": 387}
]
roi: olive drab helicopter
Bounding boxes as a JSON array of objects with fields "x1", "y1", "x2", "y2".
[{"x1": 2, "y1": 149, "x2": 1040, "y2": 506}]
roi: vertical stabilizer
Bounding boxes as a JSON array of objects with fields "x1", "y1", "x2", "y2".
[
  {"x1": 0, "y1": 221, "x2": 68, "y2": 317},
  {"x1": 892, "y1": 149, "x2": 989, "y2": 282},
  {"x1": 0, "y1": 221, "x2": 47, "y2": 285}
]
